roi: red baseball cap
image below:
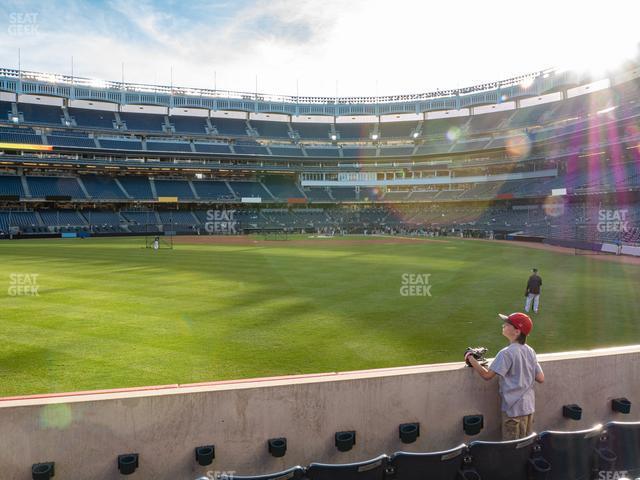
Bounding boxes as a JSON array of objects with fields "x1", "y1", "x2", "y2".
[{"x1": 499, "y1": 312, "x2": 533, "y2": 335}]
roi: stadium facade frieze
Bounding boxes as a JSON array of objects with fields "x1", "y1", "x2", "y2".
[{"x1": 0, "y1": 65, "x2": 630, "y2": 117}]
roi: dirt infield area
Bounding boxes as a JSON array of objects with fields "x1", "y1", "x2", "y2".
[{"x1": 173, "y1": 234, "x2": 448, "y2": 247}]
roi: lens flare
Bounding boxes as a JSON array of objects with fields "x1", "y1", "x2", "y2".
[
  {"x1": 446, "y1": 126, "x2": 461, "y2": 142},
  {"x1": 39, "y1": 403, "x2": 73, "y2": 430},
  {"x1": 543, "y1": 197, "x2": 565, "y2": 218},
  {"x1": 505, "y1": 131, "x2": 531, "y2": 160}
]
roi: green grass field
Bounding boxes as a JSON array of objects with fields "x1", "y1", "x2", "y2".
[{"x1": 1, "y1": 235, "x2": 639, "y2": 397}]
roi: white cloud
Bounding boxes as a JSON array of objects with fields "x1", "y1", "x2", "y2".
[{"x1": 0, "y1": 0, "x2": 639, "y2": 97}]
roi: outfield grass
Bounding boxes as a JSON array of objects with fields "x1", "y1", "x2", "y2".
[{"x1": 0, "y1": 235, "x2": 639, "y2": 397}]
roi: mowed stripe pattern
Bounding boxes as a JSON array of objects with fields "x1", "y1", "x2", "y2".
[{"x1": 0, "y1": 236, "x2": 639, "y2": 397}]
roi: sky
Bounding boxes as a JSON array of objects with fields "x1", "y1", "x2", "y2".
[{"x1": 1, "y1": 0, "x2": 640, "y2": 98}]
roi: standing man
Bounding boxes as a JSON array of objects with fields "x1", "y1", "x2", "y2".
[
  {"x1": 153, "y1": 236, "x2": 160, "y2": 252},
  {"x1": 525, "y1": 268, "x2": 542, "y2": 314},
  {"x1": 466, "y1": 312, "x2": 545, "y2": 440}
]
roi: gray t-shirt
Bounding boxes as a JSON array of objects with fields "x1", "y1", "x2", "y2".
[{"x1": 489, "y1": 342, "x2": 543, "y2": 417}]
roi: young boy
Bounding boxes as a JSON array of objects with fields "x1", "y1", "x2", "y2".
[{"x1": 465, "y1": 312, "x2": 545, "y2": 440}]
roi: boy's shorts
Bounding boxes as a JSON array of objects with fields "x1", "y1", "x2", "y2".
[{"x1": 502, "y1": 412, "x2": 534, "y2": 440}]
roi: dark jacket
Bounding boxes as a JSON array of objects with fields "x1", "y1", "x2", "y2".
[{"x1": 526, "y1": 274, "x2": 542, "y2": 295}]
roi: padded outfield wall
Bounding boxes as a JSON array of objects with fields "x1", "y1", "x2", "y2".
[{"x1": 0, "y1": 346, "x2": 638, "y2": 479}]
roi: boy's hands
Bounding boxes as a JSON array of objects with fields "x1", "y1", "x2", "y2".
[{"x1": 464, "y1": 347, "x2": 488, "y2": 367}]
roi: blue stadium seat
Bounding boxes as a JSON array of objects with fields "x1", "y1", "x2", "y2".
[
  {"x1": 306, "y1": 454, "x2": 389, "y2": 480},
  {"x1": 82, "y1": 211, "x2": 122, "y2": 226},
  {"x1": 26, "y1": 177, "x2": 86, "y2": 199},
  {"x1": 39, "y1": 210, "x2": 86, "y2": 227},
  {"x1": 450, "y1": 138, "x2": 490, "y2": 153},
  {"x1": 506, "y1": 104, "x2": 552, "y2": 128},
  {"x1": 422, "y1": 117, "x2": 469, "y2": 136},
  {"x1": 335, "y1": 123, "x2": 373, "y2": 140},
  {"x1": 0, "y1": 211, "x2": 39, "y2": 232},
  {"x1": 467, "y1": 110, "x2": 513, "y2": 134},
  {"x1": 17, "y1": 103, "x2": 63, "y2": 125},
  {"x1": 212, "y1": 117, "x2": 248, "y2": 136},
  {"x1": 390, "y1": 444, "x2": 466, "y2": 480},
  {"x1": 304, "y1": 188, "x2": 333, "y2": 201},
  {"x1": 228, "y1": 181, "x2": 269, "y2": 198},
  {"x1": 154, "y1": 179, "x2": 195, "y2": 199},
  {"x1": 0, "y1": 101, "x2": 14, "y2": 122},
  {"x1": 414, "y1": 142, "x2": 452, "y2": 156},
  {"x1": 146, "y1": 140, "x2": 192, "y2": 152},
  {"x1": 48, "y1": 134, "x2": 96, "y2": 148},
  {"x1": 305, "y1": 146, "x2": 340, "y2": 157},
  {"x1": 169, "y1": 115, "x2": 207, "y2": 134},
  {"x1": 121, "y1": 211, "x2": 157, "y2": 225},
  {"x1": 117, "y1": 177, "x2": 154, "y2": 199},
  {"x1": 98, "y1": 138, "x2": 143, "y2": 150},
  {"x1": 119, "y1": 112, "x2": 165, "y2": 132},
  {"x1": 262, "y1": 176, "x2": 304, "y2": 199},
  {"x1": 223, "y1": 466, "x2": 305, "y2": 480},
  {"x1": 193, "y1": 142, "x2": 232, "y2": 154},
  {"x1": 269, "y1": 145, "x2": 304, "y2": 156},
  {"x1": 341, "y1": 147, "x2": 377, "y2": 158},
  {"x1": 0, "y1": 176, "x2": 25, "y2": 197},
  {"x1": 602, "y1": 421, "x2": 640, "y2": 476},
  {"x1": 291, "y1": 122, "x2": 330, "y2": 140},
  {"x1": 358, "y1": 188, "x2": 382, "y2": 201},
  {"x1": 234, "y1": 141, "x2": 269, "y2": 155},
  {"x1": 331, "y1": 187, "x2": 357, "y2": 201},
  {"x1": 81, "y1": 176, "x2": 126, "y2": 199},
  {"x1": 533, "y1": 425, "x2": 606, "y2": 480},
  {"x1": 68, "y1": 107, "x2": 116, "y2": 129},
  {"x1": 192, "y1": 181, "x2": 234, "y2": 200},
  {"x1": 379, "y1": 121, "x2": 418, "y2": 139},
  {"x1": 157, "y1": 211, "x2": 195, "y2": 224},
  {"x1": 0, "y1": 129, "x2": 43, "y2": 144},
  {"x1": 462, "y1": 433, "x2": 537, "y2": 480},
  {"x1": 250, "y1": 119, "x2": 291, "y2": 138},
  {"x1": 379, "y1": 145, "x2": 415, "y2": 157}
]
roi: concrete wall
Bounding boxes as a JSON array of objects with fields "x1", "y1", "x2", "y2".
[{"x1": 1, "y1": 345, "x2": 639, "y2": 479}]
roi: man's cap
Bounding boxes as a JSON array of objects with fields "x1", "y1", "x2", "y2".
[
  {"x1": 499, "y1": 312, "x2": 533, "y2": 335},
  {"x1": 532, "y1": 268, "x2": 538, "y2": 272}
]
